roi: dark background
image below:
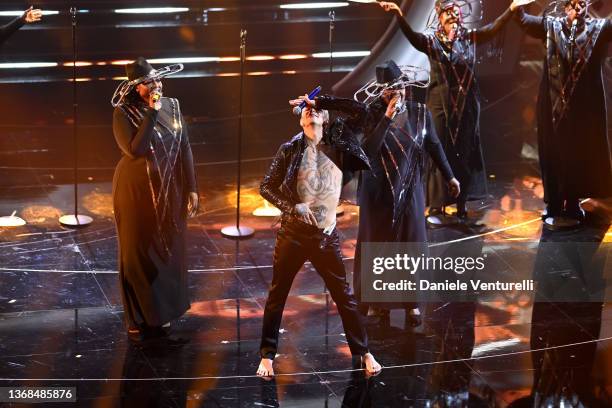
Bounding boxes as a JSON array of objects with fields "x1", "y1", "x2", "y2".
[{"x1": 0, "y1": 0, "x2": 609, "y2": 195}]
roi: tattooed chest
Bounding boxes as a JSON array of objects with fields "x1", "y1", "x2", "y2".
[{"x1": 296, "y1": 147, "x2": 342, "y2": 204}]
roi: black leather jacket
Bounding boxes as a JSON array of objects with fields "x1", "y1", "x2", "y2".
[{"x1": 260, "y1": 119, "x2": 371, "y2": 216}]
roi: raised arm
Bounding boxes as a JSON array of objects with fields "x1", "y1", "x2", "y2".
[
  {"x1": 514, "y1": 7, "x2": 546, "y2": 40},
  {"x1": 472, "y1": 6, "x2": 515, "y2": 44},
  {"x1": 260, "y1": 144, "x2": 296, "y2": 215},
  {"x1": 363, "y1": 116, "x2": 393, "y2": 159},
  {"x1": 0, "y1": 8, "x2": 43, "y2": 46},
  {"x1": 379, "y1": 2, "x2": 429, "y2": 53},
  {"x1": 112, "y1": 107, "x2": 159, "y2": 158},
  {"x1": 0, "y1": 16, "x2": 25, "y2": 46},
  {"x1": 315, "y1": 95, "x2": 369, "y2": 125}
]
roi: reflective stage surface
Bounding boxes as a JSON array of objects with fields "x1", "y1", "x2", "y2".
[{"x1": 0, "y1": 161, "x2": 611, "y2": 408}]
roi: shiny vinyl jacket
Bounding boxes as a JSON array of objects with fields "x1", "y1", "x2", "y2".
[{"x1": 260, "y1": 119, "x2": 371, "y2": 216}]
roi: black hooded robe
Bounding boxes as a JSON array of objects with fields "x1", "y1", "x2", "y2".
[
  {"x1": 316, "y1": 97, "x2": 454, "y2": 306},
  {"x1": 112, "y1": 98, "x2": 197, "y2": 329},
  {"x1": 394, "y1": 9, "x2": 515, "y2": 208},
  {"x1": 515, "y1": 10, "x2": 612, "y2": 207}
]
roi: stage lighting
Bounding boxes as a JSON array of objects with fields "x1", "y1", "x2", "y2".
[
  {"x1": 0, "y1": 211, "x2": 26, "y2": 227},
  {"x1": 253, "y1": 201, "x2": 282, "y2": 217},
  {"x1": 311, "y1": 51, "x2": 371, "y2": 58},
  {"x1": 280, "y1": 3, "x2": 349, "y2": 9},
  {"x1": 0, "y1": 62, "x2": 58, "y2": 69},
  {"x1": 114, "y1": 7, "x2": 190, "y2": 14},
  {"x1": 0, "y1": 10, "x2": 59, "y2": 16},
  {"x1": 148, "y1": 57, "x2": 220, "y2": 64}
]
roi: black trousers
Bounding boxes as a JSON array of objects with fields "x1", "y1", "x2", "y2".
[{"x1": 260, "y1": 217, "x2": 369, "y2": 359}]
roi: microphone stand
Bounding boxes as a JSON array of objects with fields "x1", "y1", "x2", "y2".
[
  {"x1": 221, "y1": 29, "x2": 254, "y2": 239},
  {"x1": 59, "y1": 7, "x2": 92, "y2": 227},
  {"x1": 329, "y1": 10, "x2": 335, "y2": 88}
]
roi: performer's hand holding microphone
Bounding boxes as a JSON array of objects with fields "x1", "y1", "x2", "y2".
[
  {"x1": 149, "y1": 89, "x2": 162, "y2": 111},
  {"x1": 289, "y1": 86, "x2": 321, "y2": 115},
  {"x1": 385, "y1": 93, "x2": 403, "y2": 120}
]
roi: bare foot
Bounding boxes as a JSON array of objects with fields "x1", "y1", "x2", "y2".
[
  {"x1": 362, "y1": 353, "x2": 382, "y2": 376},
  {"x1": 256, "y1": 358, "x2": 274, "y2": 378}
]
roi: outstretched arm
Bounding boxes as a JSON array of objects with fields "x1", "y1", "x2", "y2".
[
  {"x1": 514, "y1": 6, "x2": 546, "y2": 40},
  {"x1": 315, "y1": 95, "x2": 369, "y2": 125},
  {"x1": 0, "y1": 7, "x2": 43, "y2": 46},
  {"x1": 472, "y1": 6, "x2": 515, "y2": 44},
  {"x1": 379, "y1": 2, "x2": 429, "y2": 53},
  {"x1": 289, "y1": 94, "x2": 369, "y2": 125},
  {"x1": 0, "y1": 17, "x2": 25, "y2": 46}
]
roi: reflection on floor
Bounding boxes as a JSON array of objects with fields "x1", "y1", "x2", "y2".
[{"x1": 0, "y1": 165, "x2": 611, "y2": 407}]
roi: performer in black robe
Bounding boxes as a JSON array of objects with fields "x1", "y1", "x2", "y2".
[
  {"x1": 0, "y1": 7, "x2": 43, "y2": 45},
  {"x1": 111, "y1": 58, "x2": 198, "y2": 342},
  {"x1": 380, "y1": 1, "x2": 519, "y2": 222},
  {"x1": 293, "y1": 61, "x2": 460, "y2": 328},
  {"x1": 514, "y1": 0, "x2": 612, "y2": 228}
]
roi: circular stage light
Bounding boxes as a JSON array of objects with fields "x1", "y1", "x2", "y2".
[
  {"x1": 59, "y1": 214, "x2": 94, "y2": 227},
  {"x1": 221, "y1": 225, "x2": 255, "y2": 239},
  {"x1": 0, "y1": 213, "x2": 26, "y2": 227}
]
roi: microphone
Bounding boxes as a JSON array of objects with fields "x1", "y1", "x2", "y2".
[
  {"x1": 570, "y1": 18, "x2": 578, "y2": 43},
  {"x1": 394, "y1": 97, "x2": 404, "y2": 114},
  {"x1": 293, "y1": 86, "x2": 322, "y2": 116},
  {"x1": 151, "y1": 90, "x2": 162, "y2": 110}
]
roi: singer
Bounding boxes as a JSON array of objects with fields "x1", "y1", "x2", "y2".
[
  {"x1": 111, "y1": 58, "x2": 199, "y2": 343},
  {"x1": 380, "y1": 1, "x2": 521, "y2": 224},
  {"x1": 0, "y1": 6, "x2": 43, "y2": 46},
  {"x1": 514, "y1": 0, "x2": 612, "y2": 228},
  {"x1": 257, "y1": 103, "x2": 381, "y2": 377},
  {"x1": 292, "y1": 60, "x2": 460, "y2": 328}
]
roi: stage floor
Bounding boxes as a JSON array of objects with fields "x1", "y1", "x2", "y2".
[{"x1": 0, "y1": 162, "x2": 611, "y2": 407}]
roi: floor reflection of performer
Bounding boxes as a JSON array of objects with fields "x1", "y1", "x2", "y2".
[
  {"x1": 513, "y1": 0, "x2": 612, "y2": 229},
  {"x1": 257, "y1": 105, "x2": 381, "y2": 377},
  {"x1": 509, "y1": 218, "x2": 610, "y2": 407},
  {"x1": 0, "y1": 6, "x2": 42, "y2": 45},
  {"x1": 292, "y1": 60, "x2": 460, "y2": 329},
  {"x1": 111, "y1": 58, "x2": 198, "y2": 343},
  {"x1": 379, "y1": 1, "x2": 524, "y2": 224}
]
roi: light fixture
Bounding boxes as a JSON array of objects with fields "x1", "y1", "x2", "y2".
[
  {"x1": 62, "y1": 61, "x2": 93, "y2": 67},
  {"x1": 0, "y1": 62, "x2": 58, "y2": 68},
  {"x1": 247, "y1": 55, "x2": 275, "y2": 61},
  {"x1": 312, "y1": 51, "x2": 371, "y2": 58},
  {"x1": 114, "y1": 7, "x2": 189, "y2": 14},
  {"x1": 0, "y1": 10, "x2": 59, "y2": 16},
  {"x1": 148, "y1": 57, "x2": 220, "y2": 64},
  {"x1": 0, "y1": 211, "x2": 26, "y2": 227},
  {"x1": 280, "y1": 3, "x2": 349, "y2": 9},
  {"x1": 279, "y1": 54, "x2": 308, "y2": 60}
]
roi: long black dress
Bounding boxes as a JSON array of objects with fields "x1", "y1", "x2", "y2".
[
  {"x1": 394, "y1": 9, "x2": 514, "y2": 208},
  {"x1": 0, "y1": 15, "x2": 26, "y2": 46},
  {"x1": 515, "y1": 10, "x2": 612, "y2": 207},
  {"x1": 316, "y1": 97, "x2": 454, "y2": 305},
  {"x1": 112, "y1": 97, "x2": 197, "y2": 329}
]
